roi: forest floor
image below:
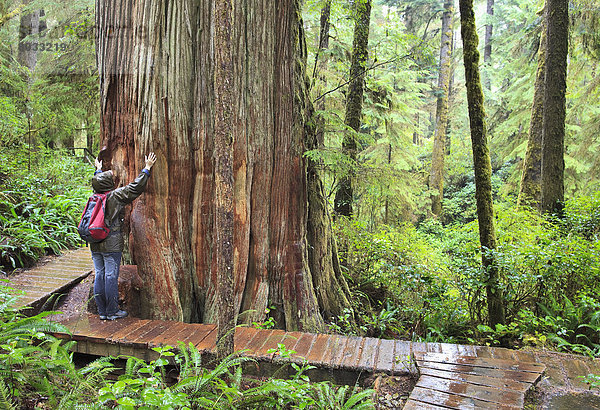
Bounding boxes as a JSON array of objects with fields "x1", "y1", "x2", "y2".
[{"x1": 13, "y1": 253, "x2": 600, "y2": 409}]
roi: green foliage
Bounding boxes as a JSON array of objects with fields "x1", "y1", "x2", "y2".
[
  {"x1": 0, "y1": 147, "x2": 90, "y2": 270},
  {"x1": 581, "y1": 373, "x2": 600, "y2": 390},
  {"x1": 333, "y1": 218, "x2": 466, "y2": 340},
  {"x1": 332, "y1": 193, "x2": 600, "y2": 356},
  {"x1": 97, "y1": 342, "x2": 375, "y2": 409},
  {"x1": 0, "y1": 286, "x2": 115, "y2": 408}
]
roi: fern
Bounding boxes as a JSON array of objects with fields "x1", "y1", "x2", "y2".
[{"x1": 0, "y1": 378, "x2": 16, "y2": 410}]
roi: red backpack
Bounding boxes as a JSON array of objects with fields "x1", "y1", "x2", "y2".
[{"x1": 78, "y1": 192, "x2": 110, "y2": 243}]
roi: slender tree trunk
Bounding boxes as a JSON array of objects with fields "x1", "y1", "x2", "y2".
[
  {"x1": 483, "y1": 0, "x2": 494, "y2": 89},
  {"x1": 214, "y1": 0, "x2": 235, "y2": 359},
  {"x1": 334, "y1": 0, "x2": 371, "y2": 217},
  {"x1": 314, "y1": 0, "x2": 331, "y2": 149},
  {"x1": 518, "y1": 8, "x2": 547, "y2": 209},
  {"x1": 17, "y1": 6, "x2": 43, "y2": 72},
  {"x1": 96, "y1": 0, "x2": 349, "y2": 332},
  {"x1": 541, "y1": 0, "x2": 568, "y2": 214},
  {"x1": 429, "y1": 0, "x2": 454, "y2": 217},
  {"x1": 459, "y1": 0, "x2": 506, "y2": 328}
]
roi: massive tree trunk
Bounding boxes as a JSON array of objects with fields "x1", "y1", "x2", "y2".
[
  {"x1": 518, "y1": 7, "x2": 547, "y2": 209},
  {"x1": 541, "y1": 0, "x2": 568, "y2": 214},
  {"x1": 459, "y1": 0, "x2": 506, "y2": 328},
  {"x1": 429, "y1": 0, "x2": 454, "y2": 217},
  {"x1": 334, "y1": 0, "x2": 372, "y2": 218},
  {"x1": 96, "y1": 0, "x2": 350, "y2": 332}
]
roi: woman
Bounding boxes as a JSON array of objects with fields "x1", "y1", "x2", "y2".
[{"x1": 90, "y1": 152, "x2": 156, "y2": 320}]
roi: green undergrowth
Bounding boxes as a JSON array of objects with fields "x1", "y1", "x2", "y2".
[
  {"x1": 0, "y1": 146, "x2": 90, "y2": 271},
  {"x1": 0, "y1": 287, "x2": 375, "y2": 409},
  {"x1": 332, "y1": 193, "x2": 600, "y2": 357}
]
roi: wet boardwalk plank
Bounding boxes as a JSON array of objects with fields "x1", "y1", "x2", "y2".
[
  {"x1": 53, "y1": 313, "x2": 546, "y2": 407},
  {"x1": 407, "y1": 351, "x2": 545, "y2": 409},
  {"x1": 4, "y1": 247, "x2": 92, "y2": 309}
]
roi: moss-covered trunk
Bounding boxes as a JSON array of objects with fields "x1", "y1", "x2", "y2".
[
  {"x1": 541, "y1": 0, "x2": 568, "y2": 214},
  {"x1": 334, "y1": 0, "x2": 371, "y2": 218},
  {"x1": 430, "y1": 0, "x2": 454, "y2": 217},
  {"x1": 518, "y1": 7, "x2": 547, "y2": 210},
  {"x1": 459, "y1": 0, "x2": 506, "y2": 328}
]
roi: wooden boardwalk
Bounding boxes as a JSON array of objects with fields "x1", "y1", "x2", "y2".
[
  {"x1": 53, "y1": 313, "x2": 546, "y2": 408},
  {"x1": 2, "y1": 247, "x2": 92, "y2": 309},
  {"x1": 3, "y1": 248, "x2": 563, "y2": 408}
]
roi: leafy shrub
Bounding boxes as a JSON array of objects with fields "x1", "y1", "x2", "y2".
[
  {"x1": 0, "y1": 147, "x2": 90, "y2": 270},
  {"x1": 334, "y1": 218, "x2": 467, "y2": 340}
]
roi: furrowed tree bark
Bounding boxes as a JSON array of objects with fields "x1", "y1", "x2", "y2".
[
  {"x1": 96, "y1": 0, "x2": 345, "y2": 332},
  {"x1": 518, "y1": 7, "x2": 547, "y2": 210},
  {"x1": 541, "y1": 0, "x2": 568, "y2": 214},
  {"x1": 430, "y1": 0, "x2": 454, "y2": 217},
  {"x1": 334, "y1": 0, "x2": 371, "y2": 218},
  {"x1": 214, "y1": 0, "x2": 235, "y2": 359},
  {"x1": 459, "y1": 0, "x2": 506, "y2": 328}
]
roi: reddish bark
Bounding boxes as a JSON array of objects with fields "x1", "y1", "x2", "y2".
[{"x1": 96, "y1": 0, "x2": 346, "y2": 331}]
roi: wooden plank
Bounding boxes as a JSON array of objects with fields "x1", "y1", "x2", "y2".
[
  {"x1": 439, "y1": 343, "x2": 461, "y2": 356},
  {"x1": 119, "y1": 321, "x2": 163, "y2": 348},
  {"x1": 86, "y1": 317, "x2": 140, "y2": 343},
  {"x1": 244, "y1": 329, "x2": 274, "y2": 355},
  {"x1": 254, "y1": 329, "x2": 288, "y2": 360},
  {"x1": 303, "y1": 334, "x2": 333, "y2": 365},
  {"x1": 375, "y1": 339, "x2": 395, "y2": 373},
  {"x1": 416, "y1": 361, "x2": 541, "y2": 384},
  {"x1": 490, "y1": 347, "x2": 515, "y2": 361},
  {"x1": 7, "y1": 276, "x2": 74, "y2": 285},
  {"x1": 394, "y1": 340, "x2": 413, "y2": 374},
  {"x1": 408, "y1": 386, "x2": 520, "y2": 409},
  {"x1": 403, "y1": 399, "x2": 449, "y2": 410},
  {"x1": 339, "y1": 336, "x2": 364, "y2": 369},
  {"x1": 233, "y1": 326, "x2": 261, "y2": 352},
  {"x1": 291, "y1": 332, "x2": 317, "y2": 361},
  {"x1": 126, "y1": 320, "x2": 172, "y2": 348},
  {"x1": 411, "y1": 341, "x2": 427, "y2": 355},
  {"x1": 512, "y1": 350, "x2": 536, "y2": 362},
  {"x1": 473, "y1": 346, "x2": 493, "y2": 358},
  {"x1": 194, "y1": 326, "x2": 217, "y2": 353},
  {"x1": 419, "y1": 367, "x2": 530, "y2": 393},
  {"x1": 273, "y1": 331, "x2": 301, "y2": 353},
  {"x1": 357, "y1": 337, "x2": 380, "y2": 371},
  {"x1": 455, "y1": 344, "x2": 478, "y2": 357},
  {"x1": 326, "y1": 335, "x2": 350, "y2": 368},
  {"x1": 177, "y1": 323, "x2": 216, "y2": 347},
  {"x1": 422, "y1": 352, "x2": 545, "y2": 373},
  {"x1": 107, "y1": 319, "x2": 152, "y2": 344},
  {"x1": 426, "y1": 343, "x2": 443, "y2": 353},
  {"x1": 416, "y1": 375, "x2": 524, "y2": 407},
  {"x1": 147, "y1": 322, "x2": 192, "y2": 348}
]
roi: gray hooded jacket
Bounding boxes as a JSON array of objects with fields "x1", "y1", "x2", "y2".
[{"x1": 89, "y1": 169, "x2": 150, "y2": 253}]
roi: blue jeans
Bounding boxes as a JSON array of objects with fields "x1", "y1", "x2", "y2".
[{"x1": 91, "y1": 252, "x2": 122, "y2": 316}]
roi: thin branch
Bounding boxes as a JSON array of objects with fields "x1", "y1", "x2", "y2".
[
  {"x1": 0, "y1": 4, "x2": 26, "y2": 29},
  {"x1": 313, "y1": 37, "x2": 431, "y2": 104}
]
